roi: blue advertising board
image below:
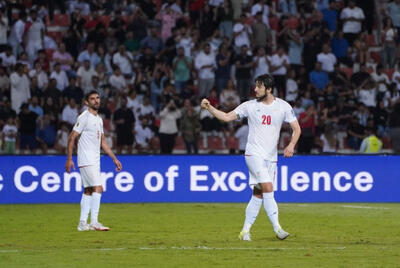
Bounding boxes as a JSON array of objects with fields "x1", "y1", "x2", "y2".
[{"x1": 0, "y1": 155, "x2": 399, "y2": 203}]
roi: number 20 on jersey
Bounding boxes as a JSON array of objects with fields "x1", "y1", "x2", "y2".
[{"x1": 262, "y1": 115, "x2": 271, "y2": 125}]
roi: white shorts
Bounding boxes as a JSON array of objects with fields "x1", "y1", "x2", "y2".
[
  {"x1": 245, "y1": 155, "x2": 277, "y2": 190},
  {"x1": 79, "y1": 164, "x2": 102, "y2": 188}
]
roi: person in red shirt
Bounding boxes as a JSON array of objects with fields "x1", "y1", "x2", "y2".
[{"x1": 298, "y1": 104, "x2": 317, "y2": 153}]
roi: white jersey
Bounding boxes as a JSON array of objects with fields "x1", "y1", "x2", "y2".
[
  {"x1": 72, "y1": 110, "x2": 104, "y2": 167},
  {"x1": 234, "y1": 98, "x2": 297, "y2": 161}
]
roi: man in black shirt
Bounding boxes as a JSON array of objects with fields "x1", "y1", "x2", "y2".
[
  {"x1": 235, "y1": 45, "x2": 253, "y2": 101},
  {"x1": 63, "y1": 76, "x2": 84, "y2": 105},
  {"x1": 18, "y1": 103, "x2": 38, "y2": 153},
  {"x1": 113, "y1": 97, "x2": 135, "y2": 154}
]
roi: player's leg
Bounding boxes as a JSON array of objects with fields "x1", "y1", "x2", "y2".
[
  {"x1": 259, "y1": 161, "x2": 290, "y2": 240},
  {"x1": 89, "y1": 163, "x2": 109, "y2": 231},
  {"x1": 239, "y1": 186, "x2": 263, "y2": 241},
  {"x1": 78, "y1": 166, "x2": 94, "y2": 231}
]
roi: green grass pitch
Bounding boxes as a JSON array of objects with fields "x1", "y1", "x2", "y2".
[{"x1": 1, "y1": 203, "x2": 400, "y2": 267}]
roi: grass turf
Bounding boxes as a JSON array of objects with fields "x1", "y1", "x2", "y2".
[{"x1": 0, "y1": 203, "x2": 400, "y2": 267}]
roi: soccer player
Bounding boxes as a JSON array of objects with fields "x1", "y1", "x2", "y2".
[
  {"x1": 201, "y1": 74, "x2": 301, "y2": 240},
  {"x1": 65, "y1": 90, "x2": 122, "y2": 231}
]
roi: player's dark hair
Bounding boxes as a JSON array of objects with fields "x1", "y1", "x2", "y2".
[
  {"x1": 254, "y1": 74, "x2": 274, "y2": 102},
  {"x1": 85, "y1": 90, "x2": 99, "y2": 101}
]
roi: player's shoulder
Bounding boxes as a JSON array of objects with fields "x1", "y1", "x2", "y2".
[
  {"x1": 77, "y1": 110, "x2": 89, "y2": 120},
  {"x1": 275, "y1": 97, "x2": 293, "y2": 108}
]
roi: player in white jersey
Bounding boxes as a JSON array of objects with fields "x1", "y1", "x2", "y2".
[
  {"x1": 65, "y1": 90, "x2": 122, "y2": 231},
  {"x1": 201, "y1": 74, "x2": 301, "y2": 240}
]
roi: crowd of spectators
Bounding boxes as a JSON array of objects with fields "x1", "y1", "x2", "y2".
[{"x1": 0, "y1": 0, "x2": 400, "y2": 155}]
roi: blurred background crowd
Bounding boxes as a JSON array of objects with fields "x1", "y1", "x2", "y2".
[{"x1": 0, "y1": 0, "x2": 400, "y2": 155}]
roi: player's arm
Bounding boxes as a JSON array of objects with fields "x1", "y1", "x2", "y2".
[
  {"x1": 283, "y1": 120, "x2": 301, "y2": 157},
  {"x1": 101, "y1": 134, "x2": 122, "y2": 171},
  {"x1": 65, "y1": 130, "x2": 79, "y2": 173},
  {"x1": 200, "y1": 98, "x2": 238, "y2": 122}
]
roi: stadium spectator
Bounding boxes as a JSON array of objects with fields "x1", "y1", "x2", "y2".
[
  {"x1": 309, "y1": 62, "x2": 329, "y2": 91},
  {"x1": 233, "y1": 14, "x2": 251, "y2": 53},
  {"x1": 285, "y1": 69, "x2": 298, "y2": 103},
  {"x1": 389, "y1": 102, "x2": 400, "y2": 153},
  {"x1": 386, "y1": 0, "x2": 400, "y2": 41},
  {"x1": 234, "y1": 119, "x2": 248, "y2": 154},
  {"x1": 114, "y1": 97, "x2": 135, "y2": 154},
  {"x1": 331, "y1": 31, "x2": 351, "y2": 67},
  {"x1": 0, "y1": 46, "x2": 17, "y2": 69},
  {"x1": 11, "y1": 64, "x2": 30, "y2": 114},
  {"x1": 251, "y1": 12, "x2": 270, "y2": 51},
  {"x1": 36, "y1": 114, "x2": 57, "y2": 154},
  {"x1": 77, "y1": 43, "x2": 100, "y2": 67},
  {"x1": 159, "y1": 100, "x2": 182, "y2": 154},
  {"x1": 287, "y1": 31, "x2": 304, "y2": 73},
  {"x1": 217, "y1": 0, "x2": 234, "y2": 40},
  {"x1": 340, "y1": 0, "x2": 365, "y2": 45},
  {"x1": 140, "y1": 28, "x2": 164, "y2": 55},
  {"x1": 63, "y1": 76, "x2": 84, "y2": 105},
  {"x1": 235, "y1": 45, "x2": 253, "y2": 101},
  {"x1": 1, "y1": 117, "x2": 17, "y2": 154},
  {"x1": 52, "y1": 43, "x2": 74, "y2": 75},
  {"x1": 109, "y1": 67, "x2": 127, "y2": 92},
  {"x1": 113, "y1": 45, "x2": 134, "y2": 77},
  {"x1": 347, "y1": 115, "x2": 365, "y2": 150},
  {"x1": 18, "y1": 103, "x2": 38, "y2": 153},
  {"x1": 173, "y1": 47, "x2": 192, "y2": 94},
  {"x1": 317, "y1": 44, "x2": 337, "y2": 75},
  {"x1": 219, "y1": 79, "x2": 240, "y2": 111},
  {"x1": 195, "y1": 43, "x2": 216, "y2": 98},
  {"x1": 215, "y1": 43, "x2": 232, "y2": 94},
  {"x1": 135, "y1": 117, "x2": 154, "y2": 153},
  {"x1": 180, "y1": 104, "x2": 201, "y2": 154},
  {"x1": 381, "y1": 17, "x2": 398, "y2": 69},
  {"x1": 62, "y1": 98, "x2": 79, "y2": 127},
  {"x1": 0, "y1": 8, "x2": 8, "y2": 48},
  {"x1": 322, "y1": 0, "x2": 338, "y2": 32},
  {"x1": 359, "y1": 127, "x2": 382, "y2": 153},
  {"x1": 253, "y1": 47, "x2": 270, "y2": 81},
  {"x1": 8, "y1": 11, "x2": 26, "y2": 57},
  {"x1": 317, "y1": 123, "x2": 337, "y2": 153},
  {"x1": 54, "y1": 122, "x2": 69, "y2": 154},
  {"x1": 0, "y1": 66, "x2": 9, "y2": 92},
  {"x1": 29, "y1": 61, "x2": 49, "y2": 90},
  {"x1": 50, "y1": 63, "x2": 69, "y2": 91},
  {"x1": 29, "y1": 96, "x2": 43, "y2": 118},
  {"x1": 77, "y1": 60, "x2": 96, "y2": 93},
  {"x1": 269, "y1": 47, "x2": 290, "y2": 97},
  {"x1": 26, "y1": 10, "x2": 45, "y2": 64},
  {"x1": 298, "y1": 104, "x2": 317, "y2": 153}
]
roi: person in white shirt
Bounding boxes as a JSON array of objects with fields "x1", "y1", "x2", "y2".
[
  {"x1": 251, "y1": 0, "x2": 270, "y2": 28},
  {"x1": 195, "y1": 43, "x2": 216, "y2": 98},
  {"x1": 158, "y1": 100, "x2": 182, "y2": 153},
  {"x1": 0, "y1": 46, "x2": 16, "y2": 68},
  {"x1": 317, "y1": 44, "x2": 337, "y2": 74},
  {"x1": 29, "y1": 61, "x2": 49, "y2": 89},
  {"x1": 26, "y1": 10, "x2": 45, "y2": 63},
  {"x1": 201, "y1": 74, "x2": 301, "y2": 241},
  {"x1": 371, "y1": 64, "x2": 390, "y2": 93},
  {"x1": 109, "y1": 67, "x2": 127, "y2": 92},
  {"x1": 135, "y1": 117, "x2": 154, "y2": 153},
  {"x1": 269, "y1": 48, "x2": 290, "y2": 95},
  {"x1": 234, "y1": 119, "x2": 249, "y2": 153},
  {"x1": 62, "y1": 98, "x2": 79, "y2": 126},
  {"x1": 65, "y1": 90, "x2": 122, "y2": 232},
  {"x1": 112, "y1": 45, "x2": 134, "y2": 77},
  {"x1": 233, "y1": 14, "x2": 252, "y2": 53},
  {"x1": 10, "y1": 63, "x2": 30, "y2": 114},
  {"x1": 77, "y1": 60, "x2": 97, "y2": 93},
  {"x1": 285, "y1": 69, "x2": 298, "y2": 102},
  {"x1": 356, "y1": 80, "x2": 378, "y2": 108},
  {"x1": 392, "y1": 63, "x2": 400, "y2": 91},
  {"x1": 318, "y1": 124, "x2": 337, "y2": 153},
  {"x1": 50, "y1": 63, "x2": 69, "y2": 91},
  {"x1": 1, "y1": 117, "x2": 17, "y2": 154},
  {"x1": 340, "y1": 0, "x2": 365, "y2": 45},
  {"x1": 253, "y1": 46, "x2": 270, "y2": 79},
  {"x1": 8, "y1": 11, "x2": 26, "y2": 57},
  {"x1": 0, "y1": 9, "x2": 9, "y2": 46}
]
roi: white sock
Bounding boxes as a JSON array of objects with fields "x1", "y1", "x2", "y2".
[
  {"x1": 242, "y1": 196, "x2": 263, "y2": 232},
  {"x1": 80, "y1": 194, "x2": 92, "y2": 223},
  {"x1": 262, "y1": 192, "x2": 281, "y2": 232},
  {"x1": 90, "y1": 192, "x2": 102, "y2": 224}
]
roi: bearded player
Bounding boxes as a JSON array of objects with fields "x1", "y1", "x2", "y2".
[
  {"x1": 201, "y1": 74, "x2": 301, "y2": 240},
  {"x1": 65, "y1": 90, "x2": 122, "y2": 231}
]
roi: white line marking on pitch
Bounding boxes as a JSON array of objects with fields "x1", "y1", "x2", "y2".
[
  {"x1": 340, "y1": 205, "x2": 389, "y2": 210},
  {"x1": 82, "y1": 248, "x2": 127, "y2": 251},
  {"x1": 139, "y1": 246, "x2": 346, "y2": 251},
  {"x1": 0, "y1": 250, "x2": 19, "y2": 253}
]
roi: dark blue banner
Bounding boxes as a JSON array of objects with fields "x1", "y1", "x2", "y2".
[{"x1": 0, "y1": 155, "x2": 399, "y2": 203}]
